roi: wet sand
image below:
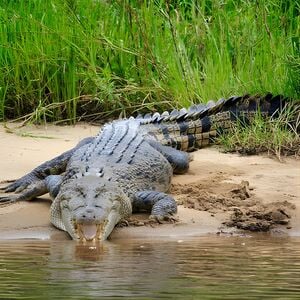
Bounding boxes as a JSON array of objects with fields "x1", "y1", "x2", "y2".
[{"x1": 0, "y1": 123, "x2": 299, "y2": 240}]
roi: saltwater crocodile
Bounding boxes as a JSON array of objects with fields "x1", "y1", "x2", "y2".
[{"x1": 0, "y1": 94, "x2": 292, "y2": 241}]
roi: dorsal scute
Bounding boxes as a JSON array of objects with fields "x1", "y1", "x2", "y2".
[
  {"x1": 155, "y1": 111, "x2": 169, "y2": 122},
  {"x1": 187, "y1": 103, "x2": 209, "y2": 119},
  {"x1": 169, "y1": 109, "x2": 179, "y2": 121},
  {"x1": 206, "y1": 100, "x2": 216, "y2": 108},
  {"x1": 143, "y1": 113, "x2": 152, "y2": 119},
  {"x1": 151, "y1": 112, "x2": 161, "y2": 122},
  {"x1": 134, "y1": 94, "x2": 290, "y2": 124},
  {"x1": 176, "y1": 108, "x2": 188, "y2": 121}
]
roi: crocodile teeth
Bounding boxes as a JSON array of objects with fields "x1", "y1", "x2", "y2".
[{"x1": 76, "y1": 223, "x2": 105, "y2": 241}]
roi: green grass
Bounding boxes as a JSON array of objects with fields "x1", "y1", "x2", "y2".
[
  {"x1": 217, "y1": 104, "x2": 300, "y2": 159},
  {"x1": 0, "y1": 0, "x2": 299, "y2": 123}
]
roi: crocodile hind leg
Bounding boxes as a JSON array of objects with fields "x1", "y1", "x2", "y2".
[
  {"x1": 1, "y1": 137, "x2": 93, "y2": 193},
  {"x1": 132, "y1": 191, "x2": 177, "y2": 222},
  {"x1": 148, "y1": 140, "x2": 190, "y2": 174}
]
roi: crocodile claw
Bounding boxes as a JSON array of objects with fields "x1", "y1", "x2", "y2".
[
  {"x1": 0, "y1": 195, "x2": 18, "y2": 206},
  {"x1": 4, "y1": 178, "x2": 42, "y2": 193},
  {"x1": 149, "y1": 214, "x2": 178, "y2": 224},
  {"x1": 4, "y1": 181, "x2": 26, "y2": 193},
  {"x1": 0, "y1": 180, "x2": 15, "y2": 190},
  {"x1": 1, "y1": 173, "x2": 42, "y2": 193}
]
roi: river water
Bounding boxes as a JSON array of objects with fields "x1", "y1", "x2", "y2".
[{"x1": 0, "y1": 235, "x2": 299, "y2": 299}]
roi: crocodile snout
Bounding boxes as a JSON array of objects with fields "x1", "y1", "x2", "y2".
[
  {"x1": 75, "y1": 207, "x2": 100, "y2": 224},
  {"x1": 72, "y1": 207, "x2": 108, "y2": 241}
]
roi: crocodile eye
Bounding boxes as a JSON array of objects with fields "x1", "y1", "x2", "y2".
[
  {"x1": 59, "y1": 193, "x2": 70, "y2": 201},
  {"x1": 95, "y1": 205, "x2": 102, "y2": 209},
  {"x1": 76, "y1": 204, "x2": 86, "y2": 210},
  {"x1": 61, "y1": 200, "x2": 69, "y2": 209}
]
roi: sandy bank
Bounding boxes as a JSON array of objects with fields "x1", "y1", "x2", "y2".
[{"x1": 0, "y1": 123, "x2": 299, "y2": 240}]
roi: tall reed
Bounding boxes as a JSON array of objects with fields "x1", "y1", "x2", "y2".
[{"x1": 0, "y1": 0, "x2": 299, "y2": 122}]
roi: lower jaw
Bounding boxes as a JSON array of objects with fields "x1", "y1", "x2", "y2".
[{"x1": 77, "y1": 237, "x2": 100, "y2": 243}]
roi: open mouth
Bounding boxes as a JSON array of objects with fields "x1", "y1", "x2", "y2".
[{"x1": 75, "y1": 221, "x2": 107, "y2": 241}]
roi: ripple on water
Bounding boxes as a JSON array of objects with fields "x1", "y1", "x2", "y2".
[{"x1": 0, "y1": 236, "x2": 300, "y2": 299}]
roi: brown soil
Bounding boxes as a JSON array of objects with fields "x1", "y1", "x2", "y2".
[
  {"x1": 172, "y1": 178, "x2": 295, "y2": 232},
  {"x1": 0, "y1": 123, "x2": 299, "y2": 240}
]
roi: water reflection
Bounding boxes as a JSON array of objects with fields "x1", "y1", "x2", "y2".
[{"x1": 0, "y1": 236, "x2": 300, "y2": 299}]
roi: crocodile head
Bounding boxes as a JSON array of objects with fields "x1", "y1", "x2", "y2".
[{"x1": 51, "y1": 176, "x2": 132, "y2": 241}]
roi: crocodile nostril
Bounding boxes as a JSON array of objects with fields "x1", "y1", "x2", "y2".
[{"x1": 77, "y1": 209, "x2": 97, "y2": 222}]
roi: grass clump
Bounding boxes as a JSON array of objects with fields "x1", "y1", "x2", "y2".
[
  {"x1": 217, "y1": 105, "x2": 300, "y2": 159},
  {"x1": 0, "y1": 0, "x2": 299, "y2": 123}
]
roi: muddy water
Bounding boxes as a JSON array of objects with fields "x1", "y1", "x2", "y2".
[{"x1": 0, "y1": 236, "x2": 300, "y2": 299}]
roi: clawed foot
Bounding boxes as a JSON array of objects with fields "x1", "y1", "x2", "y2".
[
  {"x1": 0, "y1": 181, "x2": 29, "y2": 206},
  {"x1": 0, "y1": 181, "x2": 19, "y2": 206},
  {"x1": 0, "y1": 175, "x2": 40, "y2": 193},
  {"x1": 0, "y1": 180, "x2": 16, "y2": 191},
  {"x1": 0, "y1": 195, "x2": 19, "y2": 206},
  {"x1": 149, "y1": 214, "x2": 179, "y2": 224},
  {"x1": 117, "y1": 219, "x2": 130, "y2": 227},
  {"x1": 2, "y1": 181, "x2": 29, "y2": 193}
]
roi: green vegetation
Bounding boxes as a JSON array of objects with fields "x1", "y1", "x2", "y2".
[
  {"x1": 217, "y1": 104, "x2": 300, "y2": 159},
  {"x1": 0, "y1": 0, "x2": 299, "y2": 123},
  {"x1": 0, "y1": 0, "x2": 299, "y2": 156}
]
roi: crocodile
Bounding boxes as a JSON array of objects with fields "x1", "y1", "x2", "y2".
[{"x1": 0, "y1": 94, "x2": 293, "y2": 241}]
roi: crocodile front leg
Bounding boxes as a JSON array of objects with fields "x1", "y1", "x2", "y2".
[
  {"x1": 0, "y1": 175, "x2": 63, "y2": 205},
  {"x1": 1, "y1": 137, "x2": 94, "y2": 193},
  {"x1": 132, "y1": 191, "x2": 177, "y2": 222}
]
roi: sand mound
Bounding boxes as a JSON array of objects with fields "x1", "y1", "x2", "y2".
[{"x1": 172, "y1": 178, "x2": 295, "y2": 232}]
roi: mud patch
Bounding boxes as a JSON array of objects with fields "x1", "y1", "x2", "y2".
[
  {"x1": 171, "y1": 177, "x2": 295, "y2": 232},
  {"x1": 224, "y1": 201, "x2": 295, "y2": 231}
]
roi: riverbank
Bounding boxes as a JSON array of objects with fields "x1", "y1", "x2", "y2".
[{"x1": 0, "y1": 123, "x2": 299, "y2": 240}]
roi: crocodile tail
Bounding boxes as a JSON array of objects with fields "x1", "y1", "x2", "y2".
[{"x1": 142, "y1": 94, "x2": 295, "y2": 151}]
